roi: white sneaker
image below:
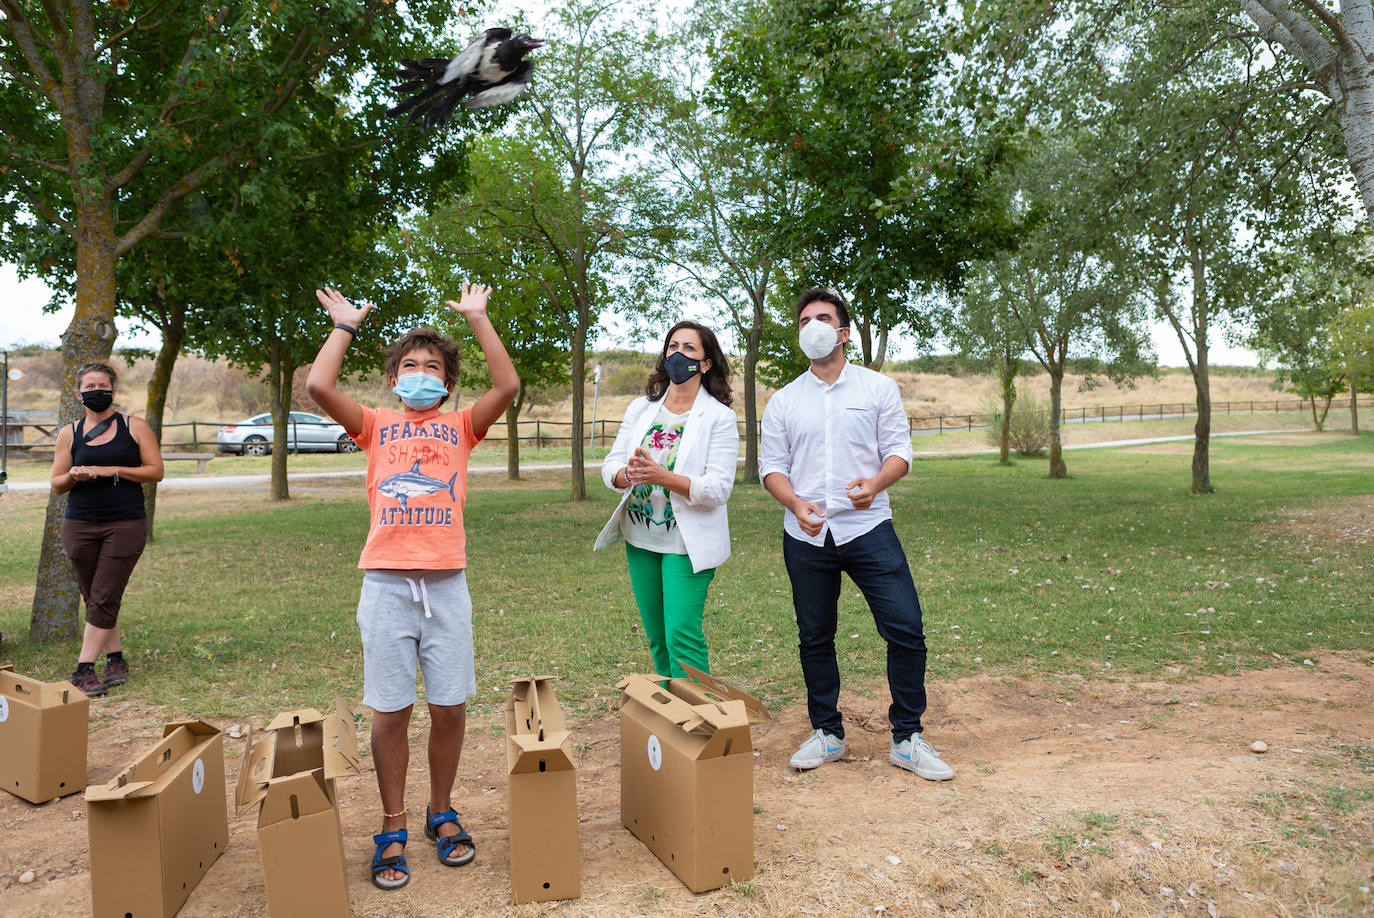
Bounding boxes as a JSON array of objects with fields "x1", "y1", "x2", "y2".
[
  {"x1": 789, "y1": 729, "x2": 845, "y2": 770},
  {"x1": 890, "y1": 732, "x2": 954, "y2": 780}
]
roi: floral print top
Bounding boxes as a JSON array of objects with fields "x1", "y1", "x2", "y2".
[{"x1": 621, "y1": 405, "x2": 689, "y2": 555}]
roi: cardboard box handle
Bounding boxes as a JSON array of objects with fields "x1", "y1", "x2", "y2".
[
  {"x1": 12, "y1": 682, "x2": 32, "y2": 695},
  {"x1": 290, "y1": 794, "x2": 301, "y2": 820},
  {"x1": 159, "y1": 748, "x2": 173, "y2": 767}
]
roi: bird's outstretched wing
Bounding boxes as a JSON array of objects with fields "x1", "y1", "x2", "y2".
[
  {"x1": 465, "y1": 75, "x2": 532, "y2": 109},
  {"x1": 443, "y1": 29, "x2": 506, "y2": 84}
]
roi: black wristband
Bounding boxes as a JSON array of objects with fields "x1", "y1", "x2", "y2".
[{"x1": 333, "y1": 323, "x2": 357, "y2": 337}]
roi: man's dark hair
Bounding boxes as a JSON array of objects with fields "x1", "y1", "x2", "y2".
[
  {"x1": 384, "y1": 327, "x2": 461, "y2": 408},
  {"x1": 794, "y1": 287, "x2": 850, "y2": 328}
]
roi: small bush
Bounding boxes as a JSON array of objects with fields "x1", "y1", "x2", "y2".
[
  {"x1": 985, "y1": 391, "x2": 1052, "y2": 457},
  {"x1": 605, "y1": 364, "x2": 648, "y2": 396}
]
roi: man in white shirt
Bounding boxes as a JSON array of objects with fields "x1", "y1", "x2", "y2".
[{"x1": 760, "y1": 288, "x2": 954, "y2": 781}]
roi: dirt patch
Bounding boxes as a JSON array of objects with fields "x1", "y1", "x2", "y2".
[
  {"x1": 1260, "y1": 496, "x2": 1374, "y2": 547},
  {"x1": 4, "y1": 656, "x2": 1372, "y2": 917}
]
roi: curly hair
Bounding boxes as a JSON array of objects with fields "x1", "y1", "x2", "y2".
[{"x1": 644, "y1": 320, "x2": 732, "y2": 407}]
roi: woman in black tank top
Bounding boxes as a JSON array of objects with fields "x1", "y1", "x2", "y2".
[{"x1": 49, "y1": 363, "x2": 164, "y2": 697}]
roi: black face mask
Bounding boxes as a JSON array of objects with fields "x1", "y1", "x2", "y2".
[
  {"x1": 664, "y1": 351, "x2": 702, "y2": 386},
  {"x1": 80, "y1": 390, "x2": 114, "y2": 412}
]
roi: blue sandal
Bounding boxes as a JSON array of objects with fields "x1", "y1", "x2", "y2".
[
  {"x1": 370, "y1": 829, "x2": 410, "y2": 890},
  {"x1": 425, "y1": 805, "x2": 476, "y2": 867}
]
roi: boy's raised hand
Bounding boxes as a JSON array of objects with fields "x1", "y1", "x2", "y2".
[
  {"x1": 446, "y1": 282, "x2": 492, "y2": 322},
  {"x1": 316, "y1": 286, "x2": 376, "y2": 327}
]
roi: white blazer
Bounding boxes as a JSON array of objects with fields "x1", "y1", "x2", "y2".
[{"x1": 594, "y1": 386, "x2": 739, "y2": 572}]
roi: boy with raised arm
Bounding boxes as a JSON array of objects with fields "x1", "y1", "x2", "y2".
[{"x1": 306, "y1": 283, "x2": 519, "y2": 890}]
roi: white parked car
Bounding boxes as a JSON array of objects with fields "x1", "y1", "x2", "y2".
[{"x1": 216, "y1": 411, "x2": 359, "y2": 456}]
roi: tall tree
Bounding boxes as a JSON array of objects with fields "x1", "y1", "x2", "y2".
[
  {"x1": 655, "y1": 75, "x2": 797, "y2": 480},
  {"x1": 1096, "y1": 0, "x2": 1348, "y2": 492},
  {"x1": 1, "y1": 0, "x2": 453, "y2": 639},
  {"x1": 947, "y1": 281, "x2": 1029, "y2": 466},
  {"x1": 1330, "y1": 303, "x2": 1374, "y2": 434},
  {"x1": 409, "y1": 182, "x2": 570, "y2": 480},
  {"x1": 970, "y1": 128, "x2": 1152, "y2": 479},
  {"x1": 1249, "y1": 227, "x2": 1370, "y2": 430},
  {"x1": 191, "y1": 100, "x2": 456, "y2": 501},
  {"x1": 709, "y1": 0, "x2": 1015, "y2": 367},
  {"x1": 438, "y1": 0, "x2": 672, "y2": 501}
]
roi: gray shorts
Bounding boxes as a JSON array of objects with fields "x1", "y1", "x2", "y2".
[{"x1": 357, "y1": 569, "x2": 476, "y2": 712}]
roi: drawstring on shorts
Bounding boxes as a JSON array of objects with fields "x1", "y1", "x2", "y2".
[{"x1": 404, "y1": 576, "x2": 433, "y2": 618}]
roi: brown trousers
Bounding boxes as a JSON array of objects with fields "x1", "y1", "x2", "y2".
[{"x1": 59, "y1": 518, "x2": 148, "y2": 629}]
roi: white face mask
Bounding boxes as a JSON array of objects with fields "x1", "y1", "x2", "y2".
[{"x1": 798, "y1": 320, "x2": 840, "y2": 360}]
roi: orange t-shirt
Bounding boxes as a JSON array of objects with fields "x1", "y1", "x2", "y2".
[{"x1": 353, "y1": 405, "x2": 483, "y2": 570}]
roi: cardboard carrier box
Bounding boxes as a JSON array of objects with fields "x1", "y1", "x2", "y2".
[
  {"x1": 0, "y1": 664, "x2": 88, "y2": 803},
  {"x1": 505, "y1": 676, "x2": 579, "y2": 903},
  {"x1": 617, "y1": 664, "x2": 772, "y2": 892},
  {"x1": 234, "y1": 699, "x2": 360, "y2": 918},
  {"x1": 86, "y1": 720, "x2": 228, "y2": 918}
]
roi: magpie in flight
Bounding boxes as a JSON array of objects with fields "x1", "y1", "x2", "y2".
[{"x1": 388, "y1": 28, "x2": 544, "y2": 128}]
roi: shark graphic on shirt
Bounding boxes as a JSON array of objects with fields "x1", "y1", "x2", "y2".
[{"x1": 378, "y1": 460, "x2": 458, "y2": 512}]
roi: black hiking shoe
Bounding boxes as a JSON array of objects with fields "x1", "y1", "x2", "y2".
[
  {"x1": 103, "y1": 656, "x2": 129, "y2": 687},
  {"x1": 71, "y1": 668, "x2": 108, "y2": 697}
]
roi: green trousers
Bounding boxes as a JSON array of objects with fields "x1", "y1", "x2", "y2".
[{"x1": 624, "y1": 543, "x2": 715, "y2": 678}]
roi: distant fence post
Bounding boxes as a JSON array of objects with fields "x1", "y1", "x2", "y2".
[{"x1": 191, "y1": 421, "x2": 199, "y2": 451}]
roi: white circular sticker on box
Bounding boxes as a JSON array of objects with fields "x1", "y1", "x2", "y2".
[
  {"x1": 192, "y1": 758, "x2": 205, "y2": 794},
  {"x1": 0, "y1": 696, "x2": 8, "y2": 723},
  {"x1": 647, "y1": 734, "x2": 662, "y2": 771}
]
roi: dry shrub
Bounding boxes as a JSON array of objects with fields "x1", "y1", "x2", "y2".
[{"x1": 985, "y1": 391, "x2": 1052, "y2": 457}]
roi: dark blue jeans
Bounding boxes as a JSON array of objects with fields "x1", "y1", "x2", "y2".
[{"x1": 782, "y1": 520, "x2": 928, "y2": 741}]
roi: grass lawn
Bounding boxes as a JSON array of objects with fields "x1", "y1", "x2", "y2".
[{"x1": 1, "y1": 431, "x2": 1370, "y2": 721}]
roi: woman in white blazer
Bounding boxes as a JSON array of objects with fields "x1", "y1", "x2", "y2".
[{"x1": 595, "y1": 320, "x2": 739, "y2": 678}]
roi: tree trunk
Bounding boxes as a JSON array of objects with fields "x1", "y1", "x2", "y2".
[
  {"x1": 506, "y1": 380, "x2": 526, "y2": 480},
  {"x1": 1352, "y1": 384, "x2": 1361, "y2": 436},
  {"x1": 871, "y1": 324, "x2": 888, "y2": 372},
  {"x1": 31, "y1": 213, "x2": 120, "y2": 642},
  {"x1": 855, "y1": 315, "x2": 873, "y2": 366},
  {"x1": 742, "y1": 314, "x2": 762, "y2": 482},
  {"x1": 1334, "y1": 35, "x2": 1374, "y2": 229},
  {"x1": 267, "y1": 340, "x2": 292, "y2": 502},
  {"x1": 568, "y1": 311, "x2": 588, "y2": 501},
  {"x1": 141, "y1": 308, "x2": 187, "y2": 541},
  {"x1": 998, "y1": 348, "x2": 1017, "y2": 466},
  {"x1": 1047, "y1": 367, "x2": 1067, "y2": 478},
  {"x1": 1240, "y1": 1, "x2": 1374, "y2": 231}
]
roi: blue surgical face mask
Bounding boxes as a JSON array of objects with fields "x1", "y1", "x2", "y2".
[{"x1": 392, "y1": 372, "x2": 448, "y2": 410}]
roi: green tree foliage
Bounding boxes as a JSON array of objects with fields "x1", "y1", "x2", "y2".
[
  {"x1": 1330, "y1": 303, "x2": 1374, "y2": 435},
  {"x1": 433, "y1": 0, "x2": 673, "y2": 501},
  {"x1": 0, "y1": 0, "x2": 459, "y2": 640},
  {"x1": 408, "y1": 143, "x2": 572, "y2": 480},
  {"x1": 962, "y1": 127, "x2": 1152, "y2": 480},
  {"x1": 654, "y1": 25, "x2": 799, "y2": 479},
  {"x1": 1249, "y1": 227, "x2": 1372, "y2": 431},
  {"x1": 707, "y1": 0, "x2": 1017, "y2": 369},
  {"x1": 1066, "y1": 0, "x2": 1346, "y2": 492}
]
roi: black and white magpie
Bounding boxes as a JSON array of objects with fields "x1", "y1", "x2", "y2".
[{"x1": 387, "y1": 28, "x2": 544, "y2": 128}]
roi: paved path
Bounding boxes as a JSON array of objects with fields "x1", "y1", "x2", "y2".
[{"x1": 0, "y1": 430, "x2": 1301, "y2": 493}]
